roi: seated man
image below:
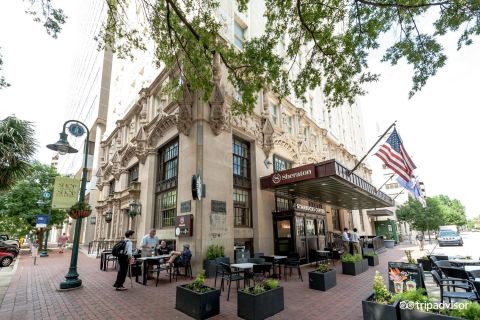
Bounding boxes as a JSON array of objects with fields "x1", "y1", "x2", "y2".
[
  {"x1": 157, "y1": 240, "x2": 172, "y2": 255},
  {"x1": 165, "y1": 244, "x2": 192, "y2": 266}
]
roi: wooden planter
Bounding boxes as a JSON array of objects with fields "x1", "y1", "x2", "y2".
[
  {"x1": 68, "y1": 210, "x2": 92, "y2": 219},
  {"x1": 362, "y1": 294, "x2": 399, "y2": 320},
  {"x1": 237, "y1": 286, "x2": 284, "y2": 320},
  {"x1": 175, "y1": 284, "x2": 220, "y2": 320},
  {"x1": 400, "y1": 308, "x2": 461, "y2": 320},
  {"x1": 308, "y1": 269, "x2": 336, "y2": 291},
  {"x1": 365, "y1": 255, "x2": 379, "y2": 266},
  {"x1": 342, "y1": 259, "x2": 368, "y2": 276}
]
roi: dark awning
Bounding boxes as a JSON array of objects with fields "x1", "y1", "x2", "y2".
[
  {"x1": 260, "y1": 160, "x2": 394, "y2": 210},
  {"x1": 366, "y1": 209, "x2": 394, "y2": 217}
]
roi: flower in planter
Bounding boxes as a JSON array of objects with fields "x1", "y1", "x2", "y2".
[
  {"x1": 184, "y1": 270, "x2": 213, "y2": 293},
  {"x1": 69, "y1": 201, "x2": 92, "y2": 219},
  {"x1": 243, "y1": 279, "x2": 279, "y2": 295},
  {"x1": 315, "y1": 263, "x2": 330, "y2": 273}
]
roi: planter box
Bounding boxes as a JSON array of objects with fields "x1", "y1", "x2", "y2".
[
  {"x1": 308, "y1": 269, "x2": 336, "y2": 291},
  {"x1": 365, "y1": 255, "x2": 379, "y2": 266},
  {"x1": 400, "y1": 308, "x2": 461, "y2": 320},
  {"x1": 175, "y1": 285, "x2": 220, "y2": 320},
  {"x1": 203, "y1": 257, "x2": 229, "y2": 278},
  {"x1": 237, "y1": 286, "x2": 284, "y2": 320},
  {"x1": 417, "y1": 258, "x2": 432, "y2": 272},
  {"x1": 342, "y1": 260, "x2": 367, "y2": 276},
  {"x1": 362, "y1": 294, "x2": 399, "y2": 320},
  {"x1": 384, "y1": 240, "x2": 395, "y2": 248}
]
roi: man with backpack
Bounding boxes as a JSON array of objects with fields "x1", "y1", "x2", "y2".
[{"x1": 113, "y1": 230, "x2": 135, "y2": 291}]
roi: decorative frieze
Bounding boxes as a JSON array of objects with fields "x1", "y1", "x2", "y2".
[{"x1": 177, "y1": 84, "x2": 193, "y2": 136}]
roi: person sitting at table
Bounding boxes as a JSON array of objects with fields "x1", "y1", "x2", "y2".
[
  {"x1": 158, "y1": 240, "x2": 173, "y2": 255},
  {"x1": 167, "y1": 244, "x2": 192, "y2": 267}
]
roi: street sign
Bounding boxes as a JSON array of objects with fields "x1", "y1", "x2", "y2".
[
  {"x1": 36, "y1": 214, "x2": 49, "y2": 228},
  {"x1": 42, "y1": 191, "x2": 51, "y2": 199}
]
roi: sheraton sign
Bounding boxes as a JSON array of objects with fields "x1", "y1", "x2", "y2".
[{"x1": 268, "y1": 164, "x2": 316, "y2": 187}]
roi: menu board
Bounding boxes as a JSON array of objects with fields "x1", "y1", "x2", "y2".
[{"x1": 388, "y1": 262, "x2": 425, "y2": 294}]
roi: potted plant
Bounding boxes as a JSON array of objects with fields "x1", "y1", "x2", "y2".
[
  {"x1": 238, "y1": 279, "x2": 284, "y2": 320},
  {"x1": 364, "y1": 252, "x2": 379, "y2": 266},
  {"x1": 175, "y1": 270, "x2": 220, "y2": 320},
  {"x1": 203, "y1": 244, "x2": 228, "y2": 278},
  {"x1": 417, "y1": 255, "x2": 432, "y2": 271},
  {"x1": 384, "y1": 236, "x2": 395, "y2": 248},
  {"x1": 68, "y1": 202, "x2": 92, "y2": 219},
  {"x1": 308, "y1": 263, "x2": 336, "y2": 291},
  {"x1": 395, "y1": 288, "x2": 462, "y2": 320},
  {"x1": 362, "y1": 271, "x2": 400, "y2": 320},
  {"x1": 342, "y1": 253, "x2": 368, "y2": 276},
  {"x1": 447, "y1": 302, "x2": 480, "y2": 319}
]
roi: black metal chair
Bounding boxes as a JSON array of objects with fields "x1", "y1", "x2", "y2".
[
  {"x1": 244, "y1": 264, "x2": 268, "y2": 286},
  {"x1": 283, "y1": 253, "x2": 303, "y2": 282},
  {"x1": 254, "y1": 252, "x2": 265, "y2": 258},
  {"x1": 105, "y1": 253, "x2": 117, "y2": 271},
  {"x1": 174, "y1": 255, "x2": 193, "y2": 279},
  {"x1": 262, "y1": 256, "x2": 282, "y2": 279},
  {"x1": 248, "y1": 257, "x2": 265, "y2": 264},
  {"x1": 219, "y1": 262, "x2": 245, "y2": 301},
  {"x1": 214, "y1": 257, "x2": 230, "y2": 287},
  {"x1": 155, "y1": 259, "x2": 174, "y2": 286},
  {"x1": 431, "y1": 270, "x2": 478, "y2": 303}
]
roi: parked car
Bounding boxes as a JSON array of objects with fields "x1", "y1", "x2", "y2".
[
  {"x1": 0, "y1": 234, "x2": 19, "y2": 248},
  {"x1": 0, "y1": 252, "x2": 15, "y2": 267},
  {"x1": 437, "y1": 229, "x2": 463, "y2": 246},
  {"x1": 0, "y1": 241, "x2": 20, "y2": 258}
]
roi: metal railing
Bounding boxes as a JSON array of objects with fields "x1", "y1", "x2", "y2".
[{"x1": 88, "y1": 239, "x2": 137, "y2": 257}]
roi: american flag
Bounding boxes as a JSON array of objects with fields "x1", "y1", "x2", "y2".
[{"x1": 375, "y1": 128, "x2": 416, "y2": 182}]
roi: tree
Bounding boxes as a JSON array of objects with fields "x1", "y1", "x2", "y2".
[
  {"x1": 0, "y1": 116, "x2": 37, "y2": 190},
  {"x1": 434, "y1": 194, "x2": 467, "y2": 226},
  {"x1": 0, "y1": 162, "x2": 67, "y2": 250},
  {"x1": 93, "y1": 0, "x2": 480, "y2": 114}
]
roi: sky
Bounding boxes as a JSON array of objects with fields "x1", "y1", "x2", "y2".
[{"x1": 1, "y1": 1, "x2": 479, "y2": 218}]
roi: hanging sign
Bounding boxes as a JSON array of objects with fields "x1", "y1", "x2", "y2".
[{"x1": 52, "y1": 176, "x2": 81, "y2": 209}]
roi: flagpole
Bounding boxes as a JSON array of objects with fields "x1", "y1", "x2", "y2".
[
  {"x1": 377, "y1": 173, "x2": 396, "y2": 191},
  {"x1": 348, "y1": 120, "x2": 397, "y2": 176}
]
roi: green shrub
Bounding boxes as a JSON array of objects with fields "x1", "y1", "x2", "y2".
[
  {"x1": 448, "y1": 302, "x2": 480, "y2": 319},
  {"x1": 184, "y1": 270, "x2": 212, "y2": 293},
  {"x1": 372, "y1": 271, "x2": 392, "y2": 304},
  {"x1": 390, "y1": 288, "x2": 430, "y2": 307},
  {"x1": 404, "y1": 250, "x2": 416, "y2": 264},
  {"x1": 341, "y1": 253, "x2": 363, "y2": 263},
  {"x1": 363, "y1": 252, "x2": 378, "y2": 257},
  {"x1": 243, "y1": 279, "x2": 279, "y2": 295},
  {"x1": 315, "y1": 263, "x2": 330, "y2": 273},
  {"x1": 206, "y1": 244, "x2": 225, "y2": 259}
]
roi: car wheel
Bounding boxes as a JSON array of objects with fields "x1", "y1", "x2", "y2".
[{"x1": 1, "y1": 256, "x2": 13, "y2": 267}]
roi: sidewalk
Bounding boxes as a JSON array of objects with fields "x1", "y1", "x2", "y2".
[{"x1": 0, "y1": 243, "x2": 421, "y2": 320}]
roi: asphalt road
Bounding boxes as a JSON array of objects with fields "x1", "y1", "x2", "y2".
[{"x1": 425, "y1": 231, "x2": 480, "y2": 259}]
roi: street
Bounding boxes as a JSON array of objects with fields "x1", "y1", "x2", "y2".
[{"x1": 422, "y1": 231, "x2": 480, "y2": 259}]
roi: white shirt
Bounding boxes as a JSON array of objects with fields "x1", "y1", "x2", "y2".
[
  {"x1": 342, "y1": 231, "x2": 350, "y2": 242},
  {"x1": 141, "y1": 234, "x2": 159, "y2": 249},
  {"x1": 351, "y1": 232, "x2": 359, "y2": 243},
  {"x1": 124, "y1": 238, "x2": 133, "y2": 257}
]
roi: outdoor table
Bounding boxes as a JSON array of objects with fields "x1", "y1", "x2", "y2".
[
  {"x1": 450, "y1": 259, "x2": 480, "y2": 266},
  {"x1": 100, "y1": 250, "x2": 112, "y2": 271},
  {"x1": 262, "y1": 255, "x2": 287, "y2": 279},
  {"x1": 465, "y1": 265, "x2": 480, "y2": 281},
  {"x1": 316, "y1": 250, "x2": 332, "y2": 265},
  {"x1": 136, "y1": 255, "x2": 170, "y2": 285},
  {"x1": 231, "y1": 263, "x2": 255, "y2": 270}
]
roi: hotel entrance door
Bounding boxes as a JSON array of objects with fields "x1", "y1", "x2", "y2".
[{"x1": 273, "y1": 217, "x2": 294, "y2": 256}]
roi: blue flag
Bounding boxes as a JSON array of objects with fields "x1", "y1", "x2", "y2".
[{"x1": 396, "y1": 176, "x2": 423, "y2": 203}]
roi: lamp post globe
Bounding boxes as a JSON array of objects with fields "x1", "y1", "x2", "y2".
[{"x1": 47, "y1": 120, "x2": 89, "y2": 290}]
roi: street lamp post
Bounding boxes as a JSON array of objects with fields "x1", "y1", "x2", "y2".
[
  {"x1": 47, "y1": 120, "x2": 90, "y2": 290},
  {"x1": 36, "y1": 199, "x2": 51, "y2": 257}
]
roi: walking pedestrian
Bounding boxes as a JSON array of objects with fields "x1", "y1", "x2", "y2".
[
  {"x1": 113, "y1": 230, "x2": 134, "y2": 291},
  {"x1": 58, "y1": 233, "x2": 68, "y2": 253}
]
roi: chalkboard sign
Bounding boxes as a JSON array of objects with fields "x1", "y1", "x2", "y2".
[{"x1": 388, "y1": 262, "x2": 425, "y2": 294}]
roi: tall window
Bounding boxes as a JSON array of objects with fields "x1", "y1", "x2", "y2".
[
  {"x1": 287, "y1": 116, "x2": 293, "y2": 134},
  {"x1": 128, "y1": 164, "x2": 139, "y2": 186},
  {"x1": 234, "y1": 21, "x2": 246, "y2": 49},
  {"x1": 273, "y1": 154, "x2": 291, "y2": 172},
  {"x1": 155, "y1": 139, "x2": 179, "y2": 228},
  {"x1": 332, "y1": 208, "x2": 340, "y2": 230},
  {"x1": 270, "y1": 104, "x2": 278, "y2": 125},
  {"x1": 233, "y1": 136, "x2": 251, "y2": 227},
  {"x1": 109, "y1": 179, "x2": 115, "y2": 195}
]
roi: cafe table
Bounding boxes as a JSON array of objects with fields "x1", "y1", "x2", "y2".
[
  {"x1": 450, "y1": 259, "x2": 480, "y2": 266},
  {"x1": 231, "y1": 263, "x2": 255, "y2": 270},
  {"x1": 136, "y1": 254, "x2": 171, "y2": 285},
  {"x1": 465, "y1": 265, "x2": 480, "y2": 281},
  {"x1": 261, "y1": 255, "x2": 287, "y2": 279}
]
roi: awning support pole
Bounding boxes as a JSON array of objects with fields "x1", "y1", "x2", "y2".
[{"x1": 348, "y1": 120, "x2": 396, "y2": 176}]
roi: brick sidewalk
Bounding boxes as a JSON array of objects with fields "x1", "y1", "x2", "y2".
[{"x1": 0, "y1": 244, "x2": 419, "y2": 320}]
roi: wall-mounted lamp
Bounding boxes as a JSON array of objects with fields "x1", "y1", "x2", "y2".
[{"x1": 128, "y1": 200, "x2": 142, "y2": 217}]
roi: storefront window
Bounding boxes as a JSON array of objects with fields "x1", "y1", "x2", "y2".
[
  {"x1": 332, "y1": 208, "x2": 341, "y2": 230},
  {"x1": 318, "y1": 218, "x2": 326, "y2": 235},
  {"x1": 305, "y1": 219, "x2": 316, "y2": 236},
  {"x1": 277, "y1": 220, "x2": 291, "y2": 238},
  {"x1": 155, "y1": 138, "x2": 179, "y2": 228},
  {"x1": 273, "y1": 154, "x2": 292, "y2": 172},
  {"x1": 296, "y1": 217, "x2": 305, "y2": 236}
]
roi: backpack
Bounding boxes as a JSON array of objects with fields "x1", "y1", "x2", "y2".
[{"x1": 111, "y1": 240, "x2": 127, "y2": 257}]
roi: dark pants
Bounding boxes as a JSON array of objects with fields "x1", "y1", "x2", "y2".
[{"x1": 114, "y1": 256, "x2": 129, "y2": 288}]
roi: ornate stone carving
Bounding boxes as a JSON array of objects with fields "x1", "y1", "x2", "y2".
[
  {"x1": 177, "y1": 84, "x2": 193, "y2": 136},
  {"x1": 139, "y1": 88, "x2": 149, "y2": 123},
  {"x1": 262, "y1": 117, "x2": 274, "y2": 157},
  {"x1": 134, "y1": 126, "x2": 148, "y2": 164},
  {"x1": 120, "y1": 144, "x2": 137, "y2": 167},
  {"x1": 103, "y1": 164, "x2": 112, "y2": 180},
  {"x1": 273, "y1": 137, "x2": 299, "y2": 162},
  {"x1": 231, "y1": 114, "x2": 263, "y2": 145},
  {"x1": 209, "y1": 56, "x2": 229, "y2": 136},
  {"x1": 147, "y1": 114, "x2": 178, "y2": 147},
  {"x1": 96, "y1": 167, "x2": 103, "y2": 191}
]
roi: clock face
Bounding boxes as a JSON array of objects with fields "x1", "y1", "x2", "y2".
[
  {"x1": 69, "y1": 123, "x2": 85, "y2": 137},
  {"x1": 175, "y1": 227, "x2": 181, "y2": 236}
]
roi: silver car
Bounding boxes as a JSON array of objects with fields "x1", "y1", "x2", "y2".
[{"x1": 437, "y1": 230, "x2": 463, "y2": 246}]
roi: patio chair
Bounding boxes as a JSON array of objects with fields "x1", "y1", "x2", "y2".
[
  {"x1": 219, "y1": 262, "x2": 245, "y2": 301},
  {"x1": 174, "y1": 255, "x2": 193, "y2": 279},
  {"x1": 431, "y1": 270, "x2": 478, "y2": 303},
  {"x1": 105, "y1": 254, "x2": 117, "y2": 271},
  {"x1": 155, "y1": 259, "x2": 174, "y2": 286},
  {"x1": 244, "y1": 264, "x2": 268, "y2": 286},
  {"x1": 248, "y1": 257, "x2": 265, "y2": 264},
  {"x1": 214, "y1": 257, "x2": 230, "y2": 287},
  {"x1": 284, "y1": 253, "x2": 303, "y2": 282},
  {"x1": 437, "y1": 266, "x2": 474, "y2": 292}
]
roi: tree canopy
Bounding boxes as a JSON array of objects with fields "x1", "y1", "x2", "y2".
[
  {"x1": 0, "y1": 116, "x2": 37, "y2": 190},
  {"x1": 0, "y1": 162, "x2": 67, "y2": 241},
  {"x1": 396, "y1": 194, "x2": 467, "y2": 232}
]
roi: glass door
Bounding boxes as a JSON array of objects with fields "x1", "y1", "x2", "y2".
[{"x1": 273, "y1": 218, "x2": 294, "y2": 256}]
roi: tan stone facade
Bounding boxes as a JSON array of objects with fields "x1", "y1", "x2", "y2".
[{"x1": 92, "y1": 63, "x2": 376, "y2": 270}]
